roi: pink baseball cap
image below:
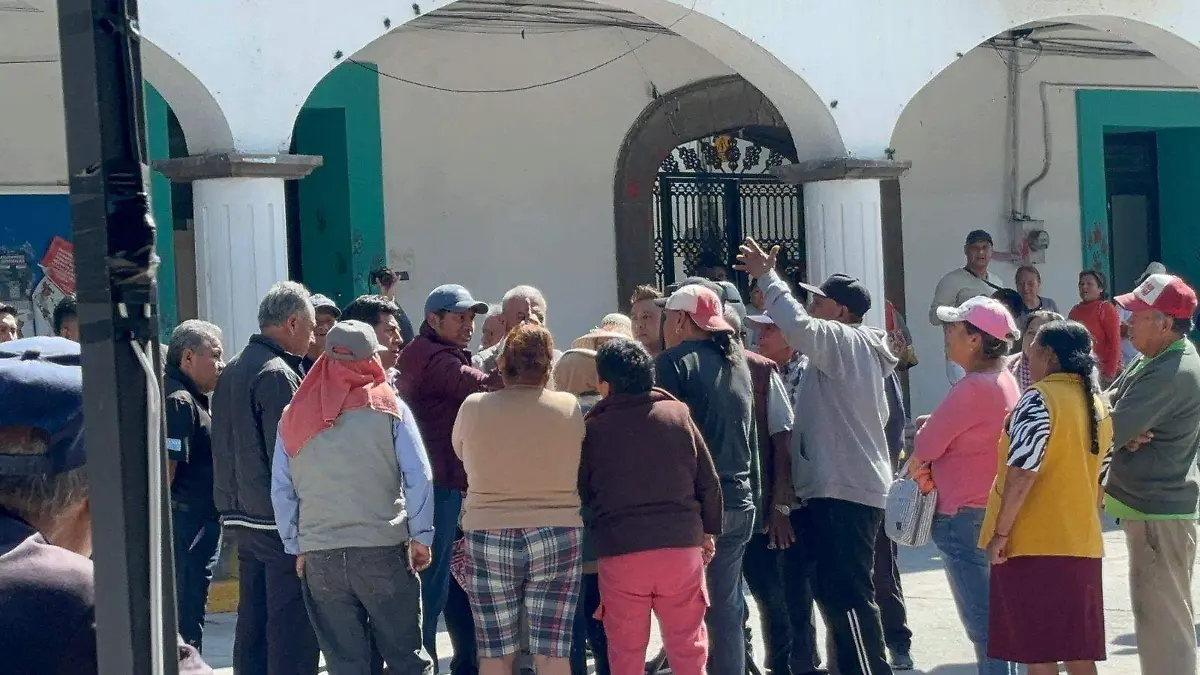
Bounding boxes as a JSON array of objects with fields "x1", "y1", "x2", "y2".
[
  {"x1": 664, "y1": 285, "x2": 735, "y2": 334},
  {"x1": 935, "y1": 296, "x2": 1019, "y2": 341},
  {"x1": 1116, "y1": 274, "x2": 1198, "y2": 320}
]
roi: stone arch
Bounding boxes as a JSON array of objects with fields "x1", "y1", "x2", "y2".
[
  {"x1": 320, "y1": 0, "x2": 842, "y2": 160},
  {"x1": 891, "y1": 11, "x2": 1200, "y2": 144},
  {"x1": 612, "y1": 75, "x2": 791, "y2": 305},
  {"x1": 140, "y1": 38, "x2": 233, "y2": 153}
]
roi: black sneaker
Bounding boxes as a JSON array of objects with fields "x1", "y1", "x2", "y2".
[{"x1": 888, "y1": 644, "x2": 914, "y2": 671}]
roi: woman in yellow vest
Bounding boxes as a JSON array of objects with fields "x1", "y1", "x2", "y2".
[{"x1": 980, "y1": 320, "x2": 1113, "y2": 675}]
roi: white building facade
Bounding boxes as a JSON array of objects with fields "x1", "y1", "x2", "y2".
[{"x1": 3, "y1": 0, "x2": 1200, "y2": 412}]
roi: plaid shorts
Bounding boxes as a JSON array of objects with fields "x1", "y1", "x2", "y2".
[{"x1": 461, "y1": 527, "x2": 583, "y2": 658}]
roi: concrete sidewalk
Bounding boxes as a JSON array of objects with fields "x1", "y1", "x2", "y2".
[{"x1": 203, "y1": 526, "x2": 1198, "y2": 673}]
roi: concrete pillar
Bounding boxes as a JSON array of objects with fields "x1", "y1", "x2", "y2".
[
  {"x1": 153, "y1": 153, "x2": 322, "y2": 351},
  {"x1": 776, "y1": 158, "x2": 912, "y2": 328},
  {"x1": 803, "y1": 178, "x2": 888, "y2": 326}
]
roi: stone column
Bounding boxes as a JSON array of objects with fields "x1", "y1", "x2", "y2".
[
  {"x1": 776, "y1": 159, "x2": 911, "y2": 328},
  {"x1": 153, "y1": 153, "x2": 321, "y2": 350}
]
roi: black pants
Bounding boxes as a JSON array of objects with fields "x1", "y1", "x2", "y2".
[
  {"x1": 743, "y1": 532, "x2": 794, "y2": 675},
  {"x1": 445, "y1": 571, "x2": 479, "y2": 674},
  {"x1": 873, "y1": 527, "x2": 912, "y2": 651},
  {"x1": 783, "y1": 499, "x2": 891, "y2": 675},
  {"x1": 172, "y1": 509, "x2": 222, "y2": 651},
  {"x1": 301, "y1": 544, "x2": 432, "y2": 675},
  {"x1": 233, "y1": 527, "x2": 320, "y2": 675},
  {"x1": 570, "y1": 573, "x2": 610, "y2": 675}
]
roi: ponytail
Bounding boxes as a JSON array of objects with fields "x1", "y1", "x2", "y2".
[
  {"x1": 1063, "y1": 355, "x2": 1102, "y2": 456},
  {"x1": 1037, "y1": 320, "x2": 1102, "y2": 455},
  {"x1": 711, "y1": 330, "x2": 743, "y2": 364}
]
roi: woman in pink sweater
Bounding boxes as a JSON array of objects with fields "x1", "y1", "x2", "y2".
[{"x1": 912, "y1": 296, "x2": 1021, "y2": 675}]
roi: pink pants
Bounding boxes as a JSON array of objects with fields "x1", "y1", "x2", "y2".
[{"x1": 596, "y1": 547, "x2": 708, "y2": 675}]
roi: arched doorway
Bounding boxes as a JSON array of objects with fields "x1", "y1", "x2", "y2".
[{"x1": 614, "y1": 75, "x2": 800, "y2": 304}]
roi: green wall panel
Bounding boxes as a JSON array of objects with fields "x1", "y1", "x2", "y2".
[
  {"x1": 1076, "y1": 89, "x2": 1200, "y2": 290},
  {"x1": 293, "y1": 62, "x2": 385, "y2": 307},
  {"x1": 1156, "y1": 128, "x2": 1200, "y2": 293},
  {"x1": 144, "y1": 83, "x2": 178, "y2": 334}
]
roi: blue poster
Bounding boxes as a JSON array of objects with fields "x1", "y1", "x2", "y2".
[{"x1": 0, "y1": 194, "x2": 72, "y2": 336}]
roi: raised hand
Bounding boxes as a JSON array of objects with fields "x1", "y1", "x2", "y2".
[{"x1": 734, "y1": 238, "x2": 779, "y2": 279}]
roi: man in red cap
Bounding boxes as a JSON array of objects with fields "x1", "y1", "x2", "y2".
[
  {"x1": 656, "y1": 283, "x2": 756, "y2": 675},
  {"x1": 1105, "y1": 273, "x2": 1200, "y2": 675}
]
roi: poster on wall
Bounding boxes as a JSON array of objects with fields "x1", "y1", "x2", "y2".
[
  {"x1": 31, "y1": 236, "x2": 75, "y2": 336},
  {"x1": 0, "y1": 195, "x2": 73, "y2": 337}
]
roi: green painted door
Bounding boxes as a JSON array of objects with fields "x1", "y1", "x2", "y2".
[{"x1": 289, "y1": 63, "x2": 386, "y2": 309}]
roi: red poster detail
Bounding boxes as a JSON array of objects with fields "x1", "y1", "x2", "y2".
[{"x1": 40, "y1": 236, "x2": 76, "y2": 296}]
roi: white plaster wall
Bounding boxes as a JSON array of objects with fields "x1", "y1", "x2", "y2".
[
  {"x1": 896, "y1": 47, "x2": 1194, "y2": 415},
  {"x1": 362, "y1": 27, "x2": 732, "y2": 347},
  {"x1": 0, "y1": 6, "x2": 65, "y2": 193}
]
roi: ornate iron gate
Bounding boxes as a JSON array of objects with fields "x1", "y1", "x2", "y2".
[{"x1": 653, "y1": 172, "x2": 805, "y2": 294}]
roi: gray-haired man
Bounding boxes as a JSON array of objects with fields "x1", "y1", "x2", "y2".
[
  {"x1": 165, "y1": 320, "x2": 226, "y2": 651},
  {"x1": 473, "y1": 285, "x2": 555, "y2": 371},
  {"x1": 211, "y1": 280, "x2": 320, "y2": 675}
]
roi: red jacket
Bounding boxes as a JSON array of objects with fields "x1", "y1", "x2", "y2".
[
  {"x1": 744, "y1": 351, "x2": 779, "y2": 517},
  {"x1": 395, "y1": 323, "x2": 501, "y2": 490}
]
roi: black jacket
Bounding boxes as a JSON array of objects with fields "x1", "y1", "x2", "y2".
[
  {"x1": 654, "y1": 339, "x2": 756, "y2": 511},
  {"x1": 164, "y1": 365, "x2": 217, "y2": 520},
  {"x1": 211, "y1": 335, "x2": 304, "y2": 529}
]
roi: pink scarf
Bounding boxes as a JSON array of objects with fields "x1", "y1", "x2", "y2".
[{"x1": 278, "y1": 354, "x2": 401, "y2": 457}]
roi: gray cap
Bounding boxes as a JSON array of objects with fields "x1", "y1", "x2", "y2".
[
  {"x1": 310, "y1": 294, "x2": 341, "y2": 317},
  {"x1": 325, "y1": 320, "x2": 387, "y2": 361},
  {"x1": 1136, "y1": 262, "x2": 1167, "y2": 286},
  {"x1": 424, "y1": 284, "x2": 489, "y2": 316}
]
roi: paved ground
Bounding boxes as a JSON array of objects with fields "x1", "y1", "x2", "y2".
[{"x1": 204, "y1": 522, "x2": 1198, "y2": 674}]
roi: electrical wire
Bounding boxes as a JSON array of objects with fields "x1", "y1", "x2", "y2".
[{"x1": 352, "y1": 0, "x2": 695, "y2": 94}]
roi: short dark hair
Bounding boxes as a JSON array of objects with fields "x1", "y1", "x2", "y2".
[
  {"x1": 991, "y1": 288, "x2": 1023, "y2": 320},
  {"x1": 595, "y1": 339, "x2": 654, "y2": 396},
  {"x1": 1173, "y1": 316, "x2": 1195, "y2": 335},
  {"x1": 0, "y1": 303, "x2": 17, "y2": 319},
  {"x1": 53, "y1": 296, "x2": 78, "y2": 335},
  {"x1": 341, "y1": 295, "x2": 399, "y2": 328},
  {"x1": 1078, "y1": 270, "x2": 1108, "y2": 299}
]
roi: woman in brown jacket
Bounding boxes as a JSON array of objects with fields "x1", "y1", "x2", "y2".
[{"x1": 579, "y1": 338, "x2": 723, "y2": 675}]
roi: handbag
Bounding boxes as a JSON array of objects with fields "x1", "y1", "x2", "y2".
[{"x1": 884, "y1": 459, "x2": 937, "y2": 547}]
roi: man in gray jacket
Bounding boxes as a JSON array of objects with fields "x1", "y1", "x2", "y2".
[
  {"x1": 1105, "y1": 273, "x2": 1200, "y2": 675},
  {"x1": 738, "y1": 238, "x2": 897, "y2": 675},
  {"x1": 211, "y1": 281, "x2": 319, "y2": 675}
]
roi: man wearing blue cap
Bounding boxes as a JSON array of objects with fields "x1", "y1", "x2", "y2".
[
  {"x1": 0, "y1": 336, "x2": 213, "y2": 674},
  {"x1": 396, "y1": 284, "x2": 502, "y2": 674}
]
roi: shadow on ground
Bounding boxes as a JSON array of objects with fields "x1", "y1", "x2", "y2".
[{"x1": 914, "y1": 665, "x2": 976, "y2": 675}]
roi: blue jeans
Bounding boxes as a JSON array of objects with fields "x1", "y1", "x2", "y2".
[
  {"x1": 421, "y1": 487, "x2": 466, "y2": 670},
  {"x1": 707, "y1": 507, "x2": 755, "y2": 675},
  {"x1": 931, "y1": 508, "x2": 1017, "y2": 675},
  {"x1": 171, "y1": 508, "x2": 221, "y2": 650}
]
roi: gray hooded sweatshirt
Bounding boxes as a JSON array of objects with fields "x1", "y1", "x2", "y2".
[{"x1": 761, "y1": 270, "x2": 899, "y2": 509}]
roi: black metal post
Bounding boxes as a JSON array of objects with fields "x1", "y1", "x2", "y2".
[{"x1": 56, "y1": 1, "x2": 177, "y2": 674}]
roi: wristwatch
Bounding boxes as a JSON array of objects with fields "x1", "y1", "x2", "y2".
[{"x1": 774, "y1": 504, "x2": 792, "y2": 516}]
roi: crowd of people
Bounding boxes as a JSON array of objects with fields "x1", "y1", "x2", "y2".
[{"x1": 0, "y1": 229, "x2": 1199, "y2": 675}]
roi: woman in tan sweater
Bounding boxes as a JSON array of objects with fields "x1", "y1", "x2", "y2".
[{"x1": 452, "y1": 323, "x2": 585, "y2": 675}]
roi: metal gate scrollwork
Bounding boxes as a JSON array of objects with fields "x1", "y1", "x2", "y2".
[{"x1": 653, "y1": 134, "x2": 804, "y2": 295}]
